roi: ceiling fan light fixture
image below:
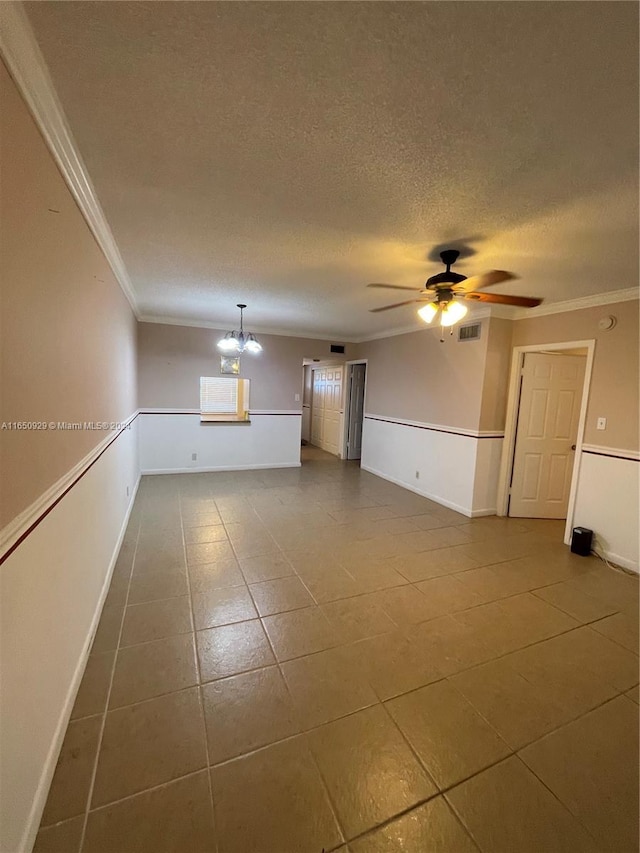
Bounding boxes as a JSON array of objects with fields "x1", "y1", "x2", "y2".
[
  {"x1": 440, "y1": 300, "x2": 468, "y2": 326},
  {"x1": 217, "y1": 304, "x2": 262, "y2": 355},
  {"x1": 417, "y1": 302, "x2": 439, "y2": 324}
]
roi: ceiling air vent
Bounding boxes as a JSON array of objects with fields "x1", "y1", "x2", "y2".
[
  {"x1": 458, "y1": 322, "x2": 481, "y2": 342},
  {"x1": 330, "y1": 344, "x2": 345, "y2": 354}
]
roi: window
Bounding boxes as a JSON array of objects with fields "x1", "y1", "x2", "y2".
[{"x1": 200, "y1": 377, "x2": 250, "y2": 422}]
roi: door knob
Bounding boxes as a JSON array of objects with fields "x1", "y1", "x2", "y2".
[{"x1": 571, "y1": 444, "x2": 576, "y2": 451}]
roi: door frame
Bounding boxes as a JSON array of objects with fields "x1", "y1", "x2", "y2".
[
  {"x1": 342, "y1": 359, "x2": 368, "y2": 459},
  {"x1": 496, "y1": 339, "x2": 596, "y2": 544}
]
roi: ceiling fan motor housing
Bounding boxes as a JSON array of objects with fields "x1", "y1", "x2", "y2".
[
  {"x1": 426, "y1": 270, "x2": 467, "y2": 288},
  {"x1": 426, "y1": 249, "x2": 467, "y2": 288}
]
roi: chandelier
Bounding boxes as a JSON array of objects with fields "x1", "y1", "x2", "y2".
[{"x1": 217, "y1": 304, "x2": 262, "y2": 354}]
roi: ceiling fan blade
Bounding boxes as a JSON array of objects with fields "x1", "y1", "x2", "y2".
[
  {"x1": 367, "y1": 283, "x2": 424, "y2": 292},
  {"x1": 455, "y1": 270, "x2": 517, "y2": 293},
  {"x1": 369, "y1": 298, "x2": 430, "y2": 313},
  {"x1": 463, "y1": 292, "x2": 542, "y2": 308}
]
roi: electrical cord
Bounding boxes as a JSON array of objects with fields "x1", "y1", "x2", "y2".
[{"x1": 590, "y1": 541, "x2": 638, "y2": 578}]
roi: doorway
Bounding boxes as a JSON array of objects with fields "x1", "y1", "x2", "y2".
[
  {"x1": 310, "y1": 364, "x2": 344, "y2": 456},
  {"x1": 497, "y1": 340, "x2": 595, "y2": 543},
  {"x1": 343, "y1": 361, "x2": 367, "y2": 461}
]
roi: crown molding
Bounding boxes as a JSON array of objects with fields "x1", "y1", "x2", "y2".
[
  {"x1": 0, "y1": 2, "x2": 139, "y2": 317},
  {"x1": 511, "y1": 287, "x2": 639, "y2": 320},
  {"x1": 353, "y1": 288, "x2": 640, "y2": 341},
  {"x1": 137, "y1": 314, "x2": 357, "y2": 343},
  {"x1": 3, "y1": 3, "x2": 633, "y2": 338},
  {"x1": 352, "y1": 308, "x2": 494, "y2": 343},
  {"x1": 139, "y1": 308, "x2": 499, "y2": 344}
]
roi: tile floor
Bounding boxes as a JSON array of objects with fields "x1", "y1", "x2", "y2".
[{"x1": 36, "y1": 449, "x2": 639, "y2": 853}]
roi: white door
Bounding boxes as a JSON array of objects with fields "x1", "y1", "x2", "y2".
[
  {"x1": 311, "y1": 369, "x2": 325, "y2": 447},
  {"x1": 301, "y1": 366, "x2": 312, "y2": 442},
  {"x1": 347, "y1": 364, "x2": 366, "y2": 460},
  {"x1": 323, "y1": 367, "x2": 343, "y2": 455},
  {"x1": 509, "y1": 352, "x2": 586, "y2": 518}
]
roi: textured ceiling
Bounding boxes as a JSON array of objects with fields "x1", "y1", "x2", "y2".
[{"x1": 25, "y1": 1, "x2": 639, "y2": 339}]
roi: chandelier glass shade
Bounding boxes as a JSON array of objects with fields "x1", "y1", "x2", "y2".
[{"x1": 217, "y1": 304, "x2": 262, "y2": 354}]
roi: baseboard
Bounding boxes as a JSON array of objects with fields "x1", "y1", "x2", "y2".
[
  {"x1": 360, "y1": 463, "x2": 474, "y2": 518},
  {"x1": 595, "y1": 546, "x2": 639, "y2": 574},
  {"x1": 469, "y1": 507, "x2": 499, "y2": 518},
  {"x1": 141, "y1": 463, "x2": 302, "y2": 475},
  {"x1": 21, "y1": 473, "x2": 141, "y2": 853}
]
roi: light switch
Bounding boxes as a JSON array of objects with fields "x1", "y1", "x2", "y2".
[
  {"x1": 294, "y1": 393, "x2": 300, "y2": 402},
  {"x1": 596, "y1": 417, "x2": 607, "y2": 430}
]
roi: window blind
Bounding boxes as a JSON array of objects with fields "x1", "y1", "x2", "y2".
[{"x1": 200, "y1": 377, "x2": 238, "y2": 414}]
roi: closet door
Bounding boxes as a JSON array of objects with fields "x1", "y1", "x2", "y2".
[
  {"x1": 322, "y1": 367, "x2": 343, "y2": 455},
  {"x1": 311, "y1": 369, "x2": 325, "y2": 447}
]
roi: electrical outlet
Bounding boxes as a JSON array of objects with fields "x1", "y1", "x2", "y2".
[
  {"x1": 415, "y1": 470, "x2": 420, "y2": 479},
  {"x1": 192, "y1": 452, "x2": 197, "y2": 461},
  {"x1": 596, "y1": 417, "x2": 607, "y2": 431}
]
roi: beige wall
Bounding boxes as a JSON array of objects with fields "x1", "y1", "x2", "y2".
[
  {"x1": 479, "y1": 317, "x2": 514, "y2": 431},
  {"x1": 0, "y1": 60, "x2": 138, "y2": 528},
  {"x1": 355, "y1": 322, "x2": 489, "y2": 431},
  {"x1": 512, "y1": 300, "x2": 639, "y2": 450},
  {"x1": 137, "y1": 322, "x2": 353, "y2": 410},
  {"x1": 351, "y1": 301, "x2": 639, "y2": 452}
]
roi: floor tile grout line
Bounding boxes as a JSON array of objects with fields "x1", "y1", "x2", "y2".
[
  {"x1": 218, "y1": 504, "x2": 346, "y2": 646},
  {"x1": 339, "y1": 715, "x2": 611, "y2": 853},
  {"x1": 76, "y1": 508, "x2": 142, "y2": 853},
  {"x1": 269, "y1": 636, "x2": 353, "y2": 849},
  {"x1": 122, "y1": 591, "x2": 193, "y2": 610},
  {"x1": 304, "y1": 738, "x2": 350, "y2": 848},
  {"x1": 73, "y1": 767, "x2": 213, "y2": 820},
  {"x1": 104, "y1": 532, "x2": 636, "y2": 720},
  {"x1": 67, "y1": 688, "x2": 629, "y2": 847},
  {"x1": 46, "y1": 470, "x2": 628, "y2": 848},
  {"x1": 505, "y1": 686, "x2": 639, "y2": 757},
  {"x1": 216, "y1": 506, "x2": 361, "y2": 848},
  {"x1": 441, "y1": 774, "x2": 497, "y2": 853},
  {"x1": 344, "y1": 616, "x2": 635, "y2": 710},
  {"x1": 178, "y1": 487, "x2": 218, "y2": 853},
  {"x1": 506, "y1": 753, "x2": 605, "y2": 849},
  {"x1": 185, "y1": 583, "x2": 623, "y2": 674},
  {"x1": 177, "y1": 551, "x2": 634, "y2": 635},
  {"x1": 377, "y1": 695, "x2": 442, "y2": 792},
  {"x1": 91, "y1": 682, "x2": 205, "y2": 716}
]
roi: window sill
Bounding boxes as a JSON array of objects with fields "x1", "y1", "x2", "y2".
[{"x1": 200, "y1": 414, "x2": 251, "y2": 424}]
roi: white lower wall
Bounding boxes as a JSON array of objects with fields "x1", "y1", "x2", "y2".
[
  {"x1": 472, "y1": 437, "x2": 505, "y2": 515},
  {"x1": 0, "y1": 420, "x2": 140, "y2": 853},
  {"x1": 139, "y1": 411, "x2": 302, "y2": 473},
  {"x1": 301, "y1": 404, "x2": 311, "y2": 443},
  {"x1": 571, "y1": 451, "x2": 639, "y2": 572},
  {"x1": 360, "y1": 416, "x2": 503, "y2": 517}
]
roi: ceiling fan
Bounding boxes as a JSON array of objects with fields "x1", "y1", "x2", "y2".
[{"x1": 367, "y1": 249, "x2": 542, "y2": 327}]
